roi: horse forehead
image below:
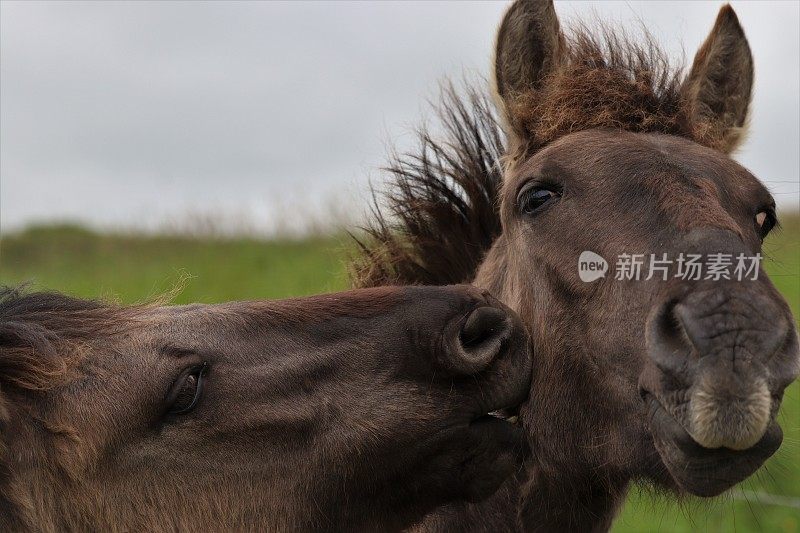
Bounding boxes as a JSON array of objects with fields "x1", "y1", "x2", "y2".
[
  {"x1": 538, "y1": 130, "x2": 725, "y2": 170},
  {"x1": 147, "y1": 303, "x2": 217, "y2": 325},
  {"x1": 522, "y1": 130, "x2": 756, "y2": 194},
  {"x1": 144, "y1": 287, "x2": 413, "y2": 331}
]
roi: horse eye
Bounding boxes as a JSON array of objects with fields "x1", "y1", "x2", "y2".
[
  {"x1": 755, "y1": 209, "x2": 776, "y2": 239},
  {"x1": 518, "y1": 185, "x2": 560, "y2": 216},
  {"x1": 166, "y1": 362, "x2": 208, "y2": 415}
]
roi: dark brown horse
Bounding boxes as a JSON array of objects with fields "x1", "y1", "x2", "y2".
[
  {"x1": 354, "y1": 1, "x2": 800, "y2": 530},
  {"x1": 0, "y1": 285, "x2": 531, "y2": 531}
]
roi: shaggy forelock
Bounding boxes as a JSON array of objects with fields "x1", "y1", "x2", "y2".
[{"x1": 506, "y1": 22, "x2": 698, "y2": 155}]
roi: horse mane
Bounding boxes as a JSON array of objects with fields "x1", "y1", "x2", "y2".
[
  {"x1": 0, "y1": 287, "x2": 136, "y2": 396},
  {"x1": 351, "y1": 23, "x2": 703, "y2": 288},
  {"x1": 0, "y1": 287, "x2": 142, "y2": 527},
  {"x1": 351, "y1": 82, "x2": 506, "y2": 287}
]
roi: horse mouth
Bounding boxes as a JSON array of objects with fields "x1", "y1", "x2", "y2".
[
  {"x1": 485, "y1": 405, "x2": 521, "y2": 426},
  {"x1": 473, "y1": 379, "x2": 527, "y2": 430},
  {"x1": 469, "y1": 404, "x2": 524, "y2": 442},
  {"x1": 643, "y1": 393, "x2": 782, "y2": 497}
]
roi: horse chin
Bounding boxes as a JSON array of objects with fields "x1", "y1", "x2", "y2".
[
  {"x1": 458, "y1": 416, "x2": 530, "y2": 502},
  {"x1": 644, "y1": 393, "x2": 782, "y2": 497}
]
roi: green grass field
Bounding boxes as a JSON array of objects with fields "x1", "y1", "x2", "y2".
[{"x1": 1, "y1": 218, "x2": 798, "y2": 532}]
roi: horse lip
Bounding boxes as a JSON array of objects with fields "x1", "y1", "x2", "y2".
[
  {"x1": 643, "y1": 392, "x2": 783, "y2": 496},
  {"x1": 642, "y1": 392, "x2": 697, "y2": 449},
  {"x1": 477, "y1": 378, "x2": 529, "y2": 424},
  {"x1": 469, "y1": 411, "x2": 527, "y2": 447},
  {"x1": 485, "y1": 405, "x2": 521, "y2": 425},
  {"x1": 467, "y1": 404, "x2": 528, "y2": 461}
]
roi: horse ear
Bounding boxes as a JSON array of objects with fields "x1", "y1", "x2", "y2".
[
  {"x1": 493, "y1": 0, "x2": 563, "y2": 139},
  {"x1": 682, "y1": 5, "x2": 753, "y2": 153}
]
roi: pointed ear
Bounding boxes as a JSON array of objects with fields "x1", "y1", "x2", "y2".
[
  {"x1": 493, "y1": 0, "x2": 563, "y2": 139},
  {"x1": 683, "y1": 5, "x2": 753, "y2": 153}
]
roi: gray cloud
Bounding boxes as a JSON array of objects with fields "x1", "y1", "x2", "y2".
[{"x1": 1, "y1": 0, "x2": 797, "y2": 234}]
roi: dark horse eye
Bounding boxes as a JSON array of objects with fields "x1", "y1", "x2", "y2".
[
  {"x1": 518, "y1": 185, "x2": 560, "y2": 216},
  {"x1": 755, "y1": 208, "x2": 777, "y2": 240},
  {"x1": 166, "y1": 362, "x2": 208, "y2": 415}
]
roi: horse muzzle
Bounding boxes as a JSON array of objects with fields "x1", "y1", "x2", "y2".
[{"x1": 640, "y1": 278, "x2": 799, "y2": 495}]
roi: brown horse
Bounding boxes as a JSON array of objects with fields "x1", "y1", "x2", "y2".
[
  {"x1": 354, "y1": 1, "x2": 800, "y2": 531},
  {"x1": 0, "y1": 285, "x2": 531, "y2": 532}
]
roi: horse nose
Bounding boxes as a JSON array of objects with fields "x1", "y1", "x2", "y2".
[
  {"x1": 445, "y1": 306, "x2": 513, "y2": 375},
  {"x1": 646, "y1": 285, "x2": 798, "y2": 450},
  {"x1": 648, "y1": 287, "x2": 790, "y2": 375}
]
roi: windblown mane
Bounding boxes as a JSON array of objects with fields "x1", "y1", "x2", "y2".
[
  {"x1": 0, "y1": 287, "x2": 139, "y2": 524},
  {"x1": 351, "y1": 83, "x2": 506, "y2": 287},
  {"x1": 0, "y1": 287, "x2": 135, "y2": 396},
  {"x1": 351, "y1": 24, "x2": 707, "y2": 288}
]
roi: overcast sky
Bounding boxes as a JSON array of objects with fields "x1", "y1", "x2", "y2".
[{"x1": 1, "y1": 1, "x2": 798, "y2": 235}]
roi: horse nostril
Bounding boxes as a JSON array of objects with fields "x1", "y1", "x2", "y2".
[
  {"x1": 454, "y1": 306, "x2": 512, "y2": 374},
  {"x1": 461, "y1": 307, "x2": 508, "y2": 347},
  {"x1": 646, "y1": 299, "x2": 694, "y2": 375}
]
